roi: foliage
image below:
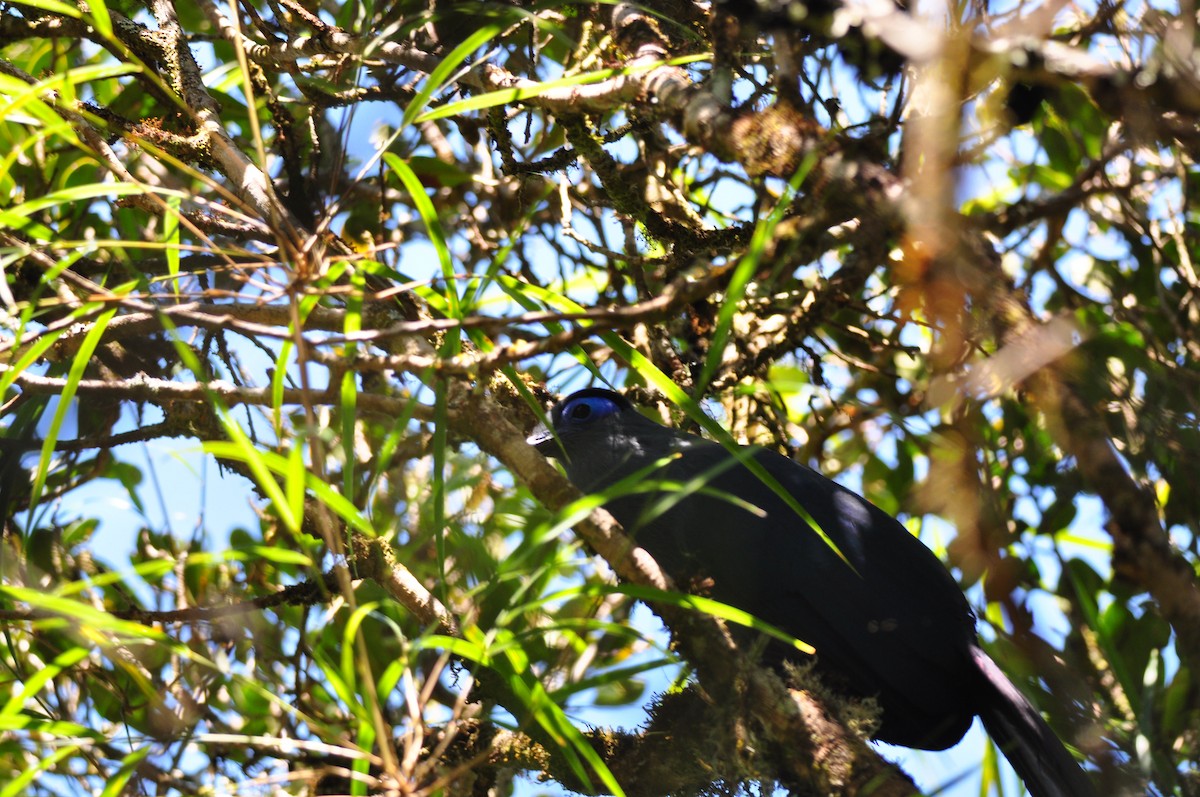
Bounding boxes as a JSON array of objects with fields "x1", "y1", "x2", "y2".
[{"x1": 0, "y1": 0, "x2": 1196, "y2": 795}]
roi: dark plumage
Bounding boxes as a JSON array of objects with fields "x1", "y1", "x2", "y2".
[{"x1": 530, "y1": 388, "x2": 1096, "y2": 797}]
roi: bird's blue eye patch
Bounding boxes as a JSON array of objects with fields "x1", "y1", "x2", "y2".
[{"x1": 560, "y1": 395, "x2": 620, "y2": 426}]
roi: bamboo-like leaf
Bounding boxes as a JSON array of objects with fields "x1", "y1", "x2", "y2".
[
  {"x1": 352, "y1": 717, "x2": 375, "y2": 797},
  {"x1": 0, "y1": 715, "x2": 94, "y2": 737},
  {"x1": 536, "y1": 581, "x2": 815, "y2": 656},
  {"x1": 29, "y1": 305, "x2": 118, "y2": 507},
  {"x1": 401, "y1": 25, "x2": 505, "y2": 129},
  {"x1": 0, "y1": 63, "x2": 142, "y2": 124},
  {"x1": 431, "y1": 377, "x2": 449, "y2": 607},
  {"x1": 53, "y1": 559, "x2": 175, "y2": 597},
  {"x1": 271, "y1": 337, "x2": 294, "y2": 437},
  {"x1": 0, "y1": 0, "x2": 80, "y2": 17},
  {"x1": 491, "y1": 637, "x2": 623, "y2": 796},
  {"x1": 202, "y1": 439, "x2": 299, "y2": 534},
  {"x1": 249, "y1": 544, "x2": 312, "y2": 566},
  {"x1": 340, "y1": 602, "x2": 381, "y2": 704},
  {"x1": 85, "y1": 0, "x2": 114, "y2": 40},
  {"x1": 341, "y1": 265, "x2": 365, "y2": 499},
  {"x1": 0, "y1": 647, "x2": 89, "y2": 718},
  {"x1": 383, "y1": 152, "x2": 458, "y2": 318},
  {"x1": 284, "y1": 441, "x2": 307, "y2": 538},
  {"x1": 549, "y1": 658, "x2": 674, "y2": 702},
  {"x1": 417, "y1": 627, "x2": 626, "y2": 796},
  {"x1": 1063, "y1": 562, "x2": 1139, "y2": 714},
  {"x1": 314, "y1": 647, "x2": 364, "y2": 724},
  {"x1": 0, "y1": 585, "x2": 166, "y2": 641},
  {"x1": 414, "y1": 54, "x2": 709, "y2": 123},
  {"x1": 162, "y1": 193, "x2": 182, "y2": 295},
  {"x1": 206, "y1": 442, "x2": 380, "y2": 538},
  {"x1": 1, "y1": 744, "x2": 81, "y2": 797},
  {"x1": 494, "y1": 274, "x2": 604, "y2": 379},
  {"x1": 304, "y1": 475, "x2": 378, "y2": 537},
  {"x1": 696, "y1": 153, "x2": 817, "y2": 394},
  {"x1": 0, "y1": 323, "x2": 74, "y2": 397},
  {"x1": 0, "y1": 182, "x2": 166, "y2": 233},
  {"x1": 99, "y1": 747, "x2": 152, "y2": 797}
]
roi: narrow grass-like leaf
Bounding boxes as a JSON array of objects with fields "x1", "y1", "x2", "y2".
[
  {"x1": 981, "y1": 735, "x2": 1003, "y2": 797},
  {"x1": 340, "y1": 602, "x2": 381, "y2": 702},
  {"x1": 0, "y1": 323, "x2": 74, "y2": 398},
  {"x1": 495, "y1": 274, "x2": 604, "y2": 379},
  {"x1": 696, "y1": 153, "x2": 817, "y2": 393},
  {"x1": 0, "y1": 0, "x2": 80, "y2": 17},
  {"x1": 539, "y1": 582, "x2": 815, "y2": 656},
  {"x1": 549, "y1": 658, "x2": 674, "y2": 702},
  {"x1": 1055, "y1": 532, "x2": 1113, "y2": 551},
  {"x1": 341, "y1": 265, "x2": 365, "y2": 499},
  {"x1": 1, "y1": 744, "x2": 81, "y2": 797},
  {"x1": 353, "y1": 717, "x2": 375, "y2": 796},
  {"x1": 416, "y1": 634, "x2": 488, "y2": 661},
  {"x1": 285, "y1": 442, "x2": 307, "y2": 538},
  {"x1": 0, "y1": 181, "x2": 174, "y2": 229},
  {"x1": 0, "y1": 585, "x2": 166, "y2": 641},
  {"x1": 493, "y1": 641, "x2": 623, "y2": 795},
  {"x1": 383, "y1": 153, "x2": 458, "y2": 317},
  {"x1": 99, "y1": 745, "x2": 152, "y2": 797},
  {"x1": 249, "y1": 545, "x2": 312, "y2": 566},
  {"x1": 363, "y1": 394, "x2": 420, "y2": 513},
  {"x1": 414, "y1": 54, "x2": 709, "y2": 123},
  {"x1": 313, "y1": 647, "x2": 364, "y2": 724},
  {"x1": 305, "y1": 476, "x2": 378, "y2": 537},
  {"x1": 417, "y1": 627, "x2": 625, "y2": 796},
  {"x1": 206, "y1": 443, "x2": 379, "y2": 537},
  {"x1": 1063, "y1": 562, "x2": 1138, "y2": 714},
  {"x1": 1, "y1": 647, "x2": 89, "y2": 717},
  {"x1": 162, "y1": 193, "x2": 181, "y2": 295},
  {"x1": 53, "y1": 558, "x2": 174, "y2": 597},
  {"x1": 272, "y1": 288, "x2": 328, "y2": 434},
  {"x1": 0, "y1": 715, "x2": 94, "y2": 737},
  {"x1": 271, "y1": 338, "x2": 293, "y2": 436},
  {"x1": 377, "y1": 658, "x2": 407, "y2": 702},
  {"x1": 202, "y1": 439, "x2": 298, "y2": 534},
  {"x1": 85, "y1": 0, "x2": 114, "y2": 41},
  {"x1": 1, "y1": 63, "x2": 140, "y2": 143},
  {"x1": 401, "y1": 25, "x2": 504, "y2": 128},
  {"x1": 30, "y1": 306, "x2": 118, "y2": 506}
]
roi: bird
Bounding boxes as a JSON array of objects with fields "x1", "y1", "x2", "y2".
[{"x1": 529, "y1": 387, "x2": 1097, "y2": 797}]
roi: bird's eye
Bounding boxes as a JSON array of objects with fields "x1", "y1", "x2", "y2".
[{"x1": 560, "y1": 395, "x2": 619, "y2": 427}]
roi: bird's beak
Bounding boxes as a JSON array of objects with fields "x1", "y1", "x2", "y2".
[{"x1": 527, "y1": 423, "x2": 561, "y2": 458}]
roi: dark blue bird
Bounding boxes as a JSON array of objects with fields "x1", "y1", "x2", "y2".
[{"x1": 530, "y1": 388, "x2": 1096, "y2": 797}]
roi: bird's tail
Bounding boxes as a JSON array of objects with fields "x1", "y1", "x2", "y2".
[{"x1": 971, "y1": 645, "x2": 1097, "y2": 797}]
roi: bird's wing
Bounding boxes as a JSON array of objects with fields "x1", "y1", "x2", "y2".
[{"x1": 649, "y1": 439, "x2": 979, "y2": 746}]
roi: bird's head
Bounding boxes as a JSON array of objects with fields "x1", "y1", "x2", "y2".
[
  {"x1": 528, "y1": 388, "x2": 670, "y2": 490},
  {"x1": 527, "y1": 388, "x2": 632, "y2": 459}
]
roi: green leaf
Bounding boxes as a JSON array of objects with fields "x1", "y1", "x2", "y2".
[
  {"x1": 414, "y1": 53, "x2": 709, "y2": 123},
  {"x1": 1, "y1": 744, "x2": 81, "y2": 797},
  {"x1": 249, "y1": 545, "x2": 312, "y2": 566},
  {"x1": 402, "y1": 24, "x2": 506, "y2": 128},
  {"x1": 1, "y1": 647, "x2": 89, "y2": 718},
  {"x1": 696, "y1": 134, "x2": 817, "y2": 394},
  {"x1": 85, "y1": 0, "x2": 114, "y2": 41},
  {"x1": 384, "y1": 152, "x2": 458, "y2": 317},
  {"x1": 30, "y1": 305, "x2": 119, "y2": 506},
  {"x1": 99, "y1": 745, "x2": 152, "y2": 797},
  {"x1": 0, "y1": 585, "x2": 167, "y2": 641}
]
